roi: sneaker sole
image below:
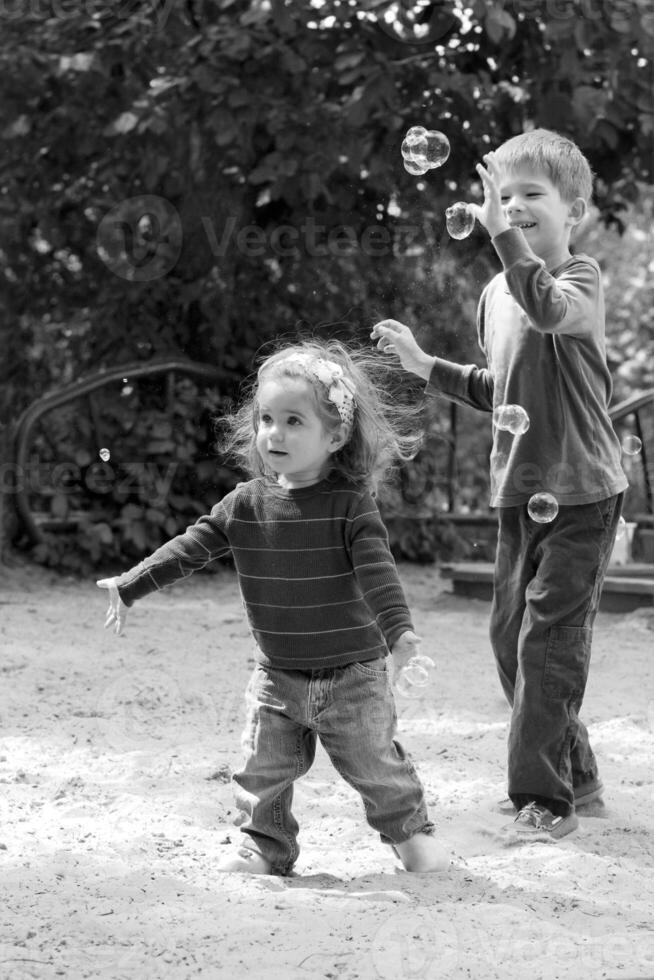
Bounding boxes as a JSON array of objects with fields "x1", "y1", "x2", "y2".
[
  {"x1": 512, "y1": 811, "x2": 579, "y2": 842},
  {"x1": 497, "y1": 781, "x2": 604, "y2": 815}
]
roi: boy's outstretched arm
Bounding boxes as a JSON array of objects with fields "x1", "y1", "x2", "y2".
[
  {"x1": 97, "y1": 577, "x2": 128, "y2": 636},
  {"x1": 371, "y1": 319, "x2": 435, "y2": 380}
]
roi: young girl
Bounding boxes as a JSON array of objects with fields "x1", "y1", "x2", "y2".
[{"x1": 98, "y1": 339, "x2": 449, "y2": 876}]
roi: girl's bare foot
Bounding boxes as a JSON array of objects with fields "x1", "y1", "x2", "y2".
[
  {"x1": 217, "y1": 848, "x2": 273, "y2": 874},
  {"x1": 393, "y1": 833, "x2": 449, "y2": 872}
]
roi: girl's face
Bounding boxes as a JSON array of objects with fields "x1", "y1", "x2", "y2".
[{"x1": 255, "y1": 375, "x2": 344, "y2": 488}]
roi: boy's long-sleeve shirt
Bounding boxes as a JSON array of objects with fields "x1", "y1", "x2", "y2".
[
  {"x1": 113, "y1": 475, "x2": 413, "y2": 670},
  {"x1": 427, "y1": 228, "x2": 628, "y2": 507}
]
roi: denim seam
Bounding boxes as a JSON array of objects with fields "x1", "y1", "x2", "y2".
[
  {"x1": 351, "y1": 658, "x2": 388, "y2": 678},
  {"x1": 268, "y1": 727, "x2": 308, "y2": 874},
  {"x1": 583, "y1": 493, "x2": 623, "y2": 626}
]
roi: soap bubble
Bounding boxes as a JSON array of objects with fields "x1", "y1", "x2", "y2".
[
  {"x1": 615, "y1": 515, "x2": 627, "y2": 541},
  {"x1": 403, "y1": 157, "x2": 429, "y2": 176},
  {"x1": 403, "y1": 654, "x2": 434, "y2": 686},
  {"x1": 622, "y1": 435, "x2": 643, "y2": 456},
  {"x1": 401, "y1": 126, "x2": 450, "y2": 173},
  {"x1": 445, "y1": 201, "x2": 475, "y2": 240},
  {"x1": 376, "y1": 4, "x2": 459, "y2": 46},
  {"x1": 99, "y1": 448, "x2": 111, "y2": 462},
  {"x1": 527, "y1": 492, "x2": 559, "y2": 524},
  {"x1": 493, "y1": 404, "x2": 530, "y2": 435},
  {"x1": 395, "y1": 655, "x2": 435, "y2": 698},
  {"x1": 403, "y1": 125, "x2": 427, "y2": 146},
  {"x1": 421, "y1": 130, "x2": 450, "y2": 168},
  {"x1": 401, "y1": 133, "x2": 429, "y2": 161},
  {"x1": 401, "y1": 126, "x2": 427, "y2": 161},
  {"x1": 395, "y1": 673, "x2": 421, "y2": 698}
]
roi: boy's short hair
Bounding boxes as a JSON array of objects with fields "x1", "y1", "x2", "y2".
[{"x1": 494, "y1": 128, "x2": 594, "y2": 203}]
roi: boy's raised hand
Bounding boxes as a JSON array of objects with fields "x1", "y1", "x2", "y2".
[
  {"x1": 468, "y1": 151, "x2": 509, "y2": 239},
  {"x1": 371, "y1": 319, "x2": 435, "y2": 381},
  {"x1": 97, "y1": 577, "x2": 127, "y2": 635}
]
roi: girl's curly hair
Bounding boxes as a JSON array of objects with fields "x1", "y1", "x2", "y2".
[{"x1": 217, "y1": 338, "x2": 425, "y2": 493}]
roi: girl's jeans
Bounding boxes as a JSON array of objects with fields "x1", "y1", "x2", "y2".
[
  {"x1": 233, "y1": 657, "x2": 433, "y2": 875},
  {"x1": 490, "y1": 493, "x2": 623, "y2": 817}
]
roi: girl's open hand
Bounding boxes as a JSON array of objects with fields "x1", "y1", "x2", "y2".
[
  {"x1": 468, "y1": 152, "x2": 509, "y2": 239},
  {"x1": 390, "y1": 629, "x2": 422, "y2": 685},
  {"x1": 97, "y1": 577, "x2": 127, "y2": 635}
]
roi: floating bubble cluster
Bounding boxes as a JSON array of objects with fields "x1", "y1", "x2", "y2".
[
  {"x1": 445, "y1": 202, "x2": 475, "y2": 240},
  {"x1": 622, "y1": 435, "x2": 643, "y2": 456},
  {"x1": 401, "y1": 126, "x2": 450, "y2": 175},
  {"x1": 493, "y1": 404, "x2": 530, "y2": 435},
  {"x1": 420, "y1": 131, "x2": 451, "y2": 167},
  {"x1": 527, "y1": 492, "x2": 559, "y2": 524},
  {"x1": 396, "y1": 654, "x2": 435, "y2": 699},
  {"x1": 99, "y1": 448, "x2": 111, "y2": 462},
  {"x1": 403, "y1": 157, "x2": 429, "y2": 176}
]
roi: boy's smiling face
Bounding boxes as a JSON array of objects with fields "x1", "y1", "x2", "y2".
[{"x1": 498, "y1": 167, "x2": 586, "y2": 269}]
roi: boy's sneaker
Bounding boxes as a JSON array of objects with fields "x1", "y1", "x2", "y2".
[
  {"x1": 510, "y1": 802, "x2": 579, "y2": 842},
  {"x1": 497, "y1": 778, "x2": 603, "y2": 815}
]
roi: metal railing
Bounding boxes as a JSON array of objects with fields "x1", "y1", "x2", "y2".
[
  {"x1": 440, "y1": 387, "x2": 654, "y2": 518},
  {"x1": 11, "y1": 362, "x2": 654, "y2": 547},
  {"x1": 11, "y1": 358, "x2": 223, "y2": 545},
  {"x1": 608, "y1": 387, "x2": 654, "y2": 516}
]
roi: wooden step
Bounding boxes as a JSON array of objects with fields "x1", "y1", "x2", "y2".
[{"x1": 440, "y1": 561, "x2": 654, "y2": 613}]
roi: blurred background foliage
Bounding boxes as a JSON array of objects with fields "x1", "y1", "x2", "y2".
[{"x1": 0, "y1": 0, "x2": 652, "y2": 570}]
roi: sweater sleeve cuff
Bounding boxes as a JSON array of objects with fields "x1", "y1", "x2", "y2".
[
  {"x1": 387, "y1": 621, "x2": 415, "y2": 651},
  {"x1": 115, "y1": 565, "x2": 159, "y2": 607},
  {"x1": 491, "y1": 227, "x2": 539, "y2": 270},
  {"x1": 425, "y1": 356, "x2": 472, "y2": 398}
]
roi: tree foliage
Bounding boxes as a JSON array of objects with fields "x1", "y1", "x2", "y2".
[{"x1": 1, "y1": 0, "x2": 652, "y2": 565}]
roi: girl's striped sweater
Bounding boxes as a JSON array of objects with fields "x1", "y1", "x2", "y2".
[{"x1": 114, "y1": 475, "x2": 413, "y2": 670}]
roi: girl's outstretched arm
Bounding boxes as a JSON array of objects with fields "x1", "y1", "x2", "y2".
[
  {"x1": 97, "y1": 577, "x2": 128, "y2": 636},
  {"x1": 371, "y1": 319, "x2": 435, "y2": 380}
]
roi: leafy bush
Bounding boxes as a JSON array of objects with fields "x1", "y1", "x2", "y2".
[
  {"x1": 3, "y1": 2, "x2": 651, "y2": 567},
  {"x1": 24, "y1": 375, "x2": 240, "y2": 575}
]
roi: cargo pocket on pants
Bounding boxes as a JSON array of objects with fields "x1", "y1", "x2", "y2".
[{"x1": 542, "y1": 626, "x2": 592, "y2": 700}]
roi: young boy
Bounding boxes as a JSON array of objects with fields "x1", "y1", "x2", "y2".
[{"x1": 372, "y1": 129, "x2": 628, "y2": 841}]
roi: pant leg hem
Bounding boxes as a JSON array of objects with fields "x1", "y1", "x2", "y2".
[
  {"x1": 239, "y1": 836, "x2": 296, "y2": 876},
  {"x1": 381, "y1": 820, "x2": 435, "y2": 846}
]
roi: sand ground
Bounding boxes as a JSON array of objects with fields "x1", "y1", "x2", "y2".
[{"x1": 1, "y1": 560, "x2": 654, "y2": 980}]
